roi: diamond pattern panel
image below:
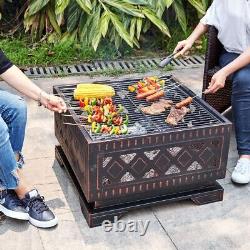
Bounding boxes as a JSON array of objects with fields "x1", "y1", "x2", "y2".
[
  {"x1": 155, "y1": 155, "x2": 171, "y2": 171},
  {"x1": 131, "y1": 158, "x2": 147, "y2": 175},
  {"x1": 178, "y1": 151, "x2": 193, "y2": 168},
  {"x1": 200, "y1": 148, "x2": 214, "y2": 163},
  {"x1": 107, "y1": 161, "x2": 124, "y2": 179},
  {"x1": 100, "y1": 139, "x2": 221, "y2": 187}
]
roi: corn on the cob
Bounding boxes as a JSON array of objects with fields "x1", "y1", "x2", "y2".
[{"x1": 74, "y1": 84, "x2": 115, "y2": 100}]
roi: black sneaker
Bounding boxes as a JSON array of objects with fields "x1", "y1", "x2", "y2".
[
  {"x1": 0, "y1": 189, "x2": 29, "y2": 220},
  {"x1": 22, "y1": 189, "x2": 58, "y2": 228}
]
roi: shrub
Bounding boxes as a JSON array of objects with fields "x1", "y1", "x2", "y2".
[{"x1": 1, "y1": 0, "x2": 212, "y2": 50}]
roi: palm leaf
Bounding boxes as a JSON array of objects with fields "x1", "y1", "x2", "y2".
[
  {"x1": 28, "y1": 0, "x2": 50, "y2": 15},
  {"x1": 109, "y1": 11, "x2": 134, "y2": 47},
  {"x1": 76, "y1": 0, "x2": 92, "y2": 14},
  {"x1": 103, "y1": 0, "x2": 145, "y2": 18},
  {"x1": 55, "y1": 0, "x2": 70, "y2": 15},
  {"x1": 173, "y1": 0, "x2": 187, "y2": 34},
  {"x1": 188, "y1": 0, "x2": 206, "y2": 14},
  {"x1": 142, "y1": 7, "x2": 170, "y2": 37}
]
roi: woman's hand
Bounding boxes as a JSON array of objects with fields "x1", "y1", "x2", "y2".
[
  {"x1": 173, "y1": 39, "x2": 194, "y2": 58},
  {"x1": 204, "y1": 69, "x2": 228, "y2": 94},
  {"x1": 40, "y1": 93, "x2": 67, "y2": 113}
]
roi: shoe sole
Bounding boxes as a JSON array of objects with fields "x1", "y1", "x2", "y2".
[
  {"x1": 231, "y1": 178, "x2": 249, "y2": 185},
  {"x1": 29, "y1": 216, "x2": 58, "y2": 228},
  {"x1": 0, "y1": 204, "x2": 29, "y2": 220}
]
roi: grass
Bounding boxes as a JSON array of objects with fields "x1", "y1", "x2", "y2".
[
  {"x1": 0, "y1": 36, "x2": 124, "y2": 67},
  {"x1": 98, "y1": 64, "x2": 173, "y2": 77},
  {"x1": 0, "y1": 25, "x2": 206, "y2": 68}
]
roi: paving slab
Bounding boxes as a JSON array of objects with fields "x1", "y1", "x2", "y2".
[
  {"x1": 0, "y1": 220, "x2": 44, "y2": 250},
  {"x1": 152, "y1": 183, "x2": 250, "y2": 250},
  {"x1": 0, "y1": 66, "x2": 242, "y2": 250}
]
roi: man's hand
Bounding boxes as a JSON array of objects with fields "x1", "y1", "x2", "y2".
[
  {"x1": 173, "y1": 39, "x2": 193, "y2": 58},
  {"x1": 41, "y1": 93, "x2": 67, "y2": 113},
  {"x1": 204, "y1": 69, "x2": 228, "y2": 94}
]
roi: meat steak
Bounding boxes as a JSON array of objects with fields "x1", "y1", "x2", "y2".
[{"x1": 165, "y1": 106, "x2": 190, "y2": 125}]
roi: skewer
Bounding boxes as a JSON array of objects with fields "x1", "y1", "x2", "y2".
[
  {"x1": 62, "y1": 114, "x2": 88, "y2": 120},
  {"x1": 63, "y1": 123, "x2": 90, "y2": 129},
  {"x1": 192, "y1": 91, "x2": 206, "y2": 98},
  {"x1": 66, "y1": 107, "x2": 82, "y2": 110}
]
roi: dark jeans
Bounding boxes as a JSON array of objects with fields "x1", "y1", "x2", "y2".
[{"x1": 219, "y1": 50, "x2": 250, "y2": 155}]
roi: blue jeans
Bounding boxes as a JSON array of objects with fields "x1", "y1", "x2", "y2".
[
  {"x1": 219, "y1": 50, "x2": 250, "y2": 155},
  {"x1": 0, "y1": 90, "x2": 27, "y2": 189}
]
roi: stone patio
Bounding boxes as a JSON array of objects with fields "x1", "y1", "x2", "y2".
[{"x1": 0, "y1": 67, "x2": 244, "y2": 250}]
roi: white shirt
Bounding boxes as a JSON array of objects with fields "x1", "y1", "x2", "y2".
[{"x1": 200, "y1": 0, "x2": 250, "y2": 53}]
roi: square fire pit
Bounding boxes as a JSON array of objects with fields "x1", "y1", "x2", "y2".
[{"x1": 54, "y1": 75, "x2": 231, "y2": 227}]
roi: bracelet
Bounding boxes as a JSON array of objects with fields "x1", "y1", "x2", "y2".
[
  {"x1": 37, "y1": 91, "x2": 43, "y2": 107},
  {"x1": 37, "y1": 91, "x2": 50, "y2": 107}
]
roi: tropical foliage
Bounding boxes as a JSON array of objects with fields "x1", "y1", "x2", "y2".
[{"x1": 1, "y1": 0, "x2": 212, "y2": 50}]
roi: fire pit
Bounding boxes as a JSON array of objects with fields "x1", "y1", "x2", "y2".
[{"x1": 54, "y1": 75, "x2": 231, "y2": 227}]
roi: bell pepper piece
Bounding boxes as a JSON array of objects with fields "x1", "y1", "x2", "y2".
[
  {"x1": 91, "y1": 98, "x2": 97, "y2": 106},
  {"x1": 84, "y1": 97, "x2": 89, "y2": 106},
  {"x1": 88, "y1": 115, "x2": 92, "y2": 123},
  {"x1": 123, "y1": 115, "x2": 129, "y2": 125},
  {"x1": 128, "y1": 85, "x2": 136, "y2": 92},
  {"x1": 94, "y1": 123, "x2": 101, "y2": 133},
  {"x1": 118, "y1": 104, "x2": 124, "y2": 113},
  {"x1": 84, "y1": 105, "x2": 93, "y2": 115},
  {"x1": 121, "y1": 124, "x2": 128, "y2": 134},
  {"x1": 107, "y1": 115, "x2": 113, "y2": 126},
  {"x1": 91, "y1": 122, "x2": 97, "y2": 132},
  {"x1": 79, "y1": 99, "x2": 85, "y2": 108},
  {"x1": 159, "y1": 80, "x2": 165, "y2": 87},
  {"x1": 114, "y1": 126, "x2": 120, "y2": 135},
  {"x1": 110, "y1": 126, "x2": 116, "y2": 135},
  {"x1": 103, "y1": 105, "x2": 110, "y2": 116}
]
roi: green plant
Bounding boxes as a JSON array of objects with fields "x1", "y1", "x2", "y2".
[{"x1": 23, "y1": 0, "x2": 210, "y2": 50}]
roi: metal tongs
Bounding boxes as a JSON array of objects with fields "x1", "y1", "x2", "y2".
[{"x1": 159, "y1": 51, "x2": 180, "y2": 68}]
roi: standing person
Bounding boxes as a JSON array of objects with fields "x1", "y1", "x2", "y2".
[
  {"x1": 173, "y1": 0, "x2": 250, "y2": 184},
  {"x1": 0, "y1": 49, "x2": 67, "y2": 228}
]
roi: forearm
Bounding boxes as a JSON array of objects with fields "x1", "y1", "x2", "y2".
[
  {"x1": 187, "y1": 22, "x2": 208, "y2": 44},
  {"x1": 222, "y1": 48, "x2": 250, "y2": 76},
  {"x1": 0, "y1": 65, "x2": 47, "y2": 101}
]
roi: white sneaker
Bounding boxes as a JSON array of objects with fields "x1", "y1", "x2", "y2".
[{"x1": 231, "y1": 158, "x2": 250, "y2": 184}]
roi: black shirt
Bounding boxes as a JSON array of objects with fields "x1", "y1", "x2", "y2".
[{"x1": 0, "y1": 49, "x2": 13, "y2": 74}]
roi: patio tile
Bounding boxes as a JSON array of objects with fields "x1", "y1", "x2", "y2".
[
  {"x1": 152, "y1": 183, "x2": 250, "y2": 250},
  {"x1": 0, "y1": 220, "x2": 43, "y2": 250},
  {"x1": 71, "y1": 209, "x2": 177, "y2": 250},
  {"x1": 37, "y1": 220, "x2": 85, "y2": 250}
]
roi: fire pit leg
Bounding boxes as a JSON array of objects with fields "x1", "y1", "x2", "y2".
[
  {"x1": 191, "y1": 187, "x2": 224, "y2": 205},
  {"x1": 79, "y1": 195, "x2": 127, "y2": 228}
]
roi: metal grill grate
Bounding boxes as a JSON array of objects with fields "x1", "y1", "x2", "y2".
[
  {"x1": 23, "y1": 56, "x2": 205, "y2": 77},
  {"x1": 55, "y1": 75, "x2": 224, "y2": 141}
]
